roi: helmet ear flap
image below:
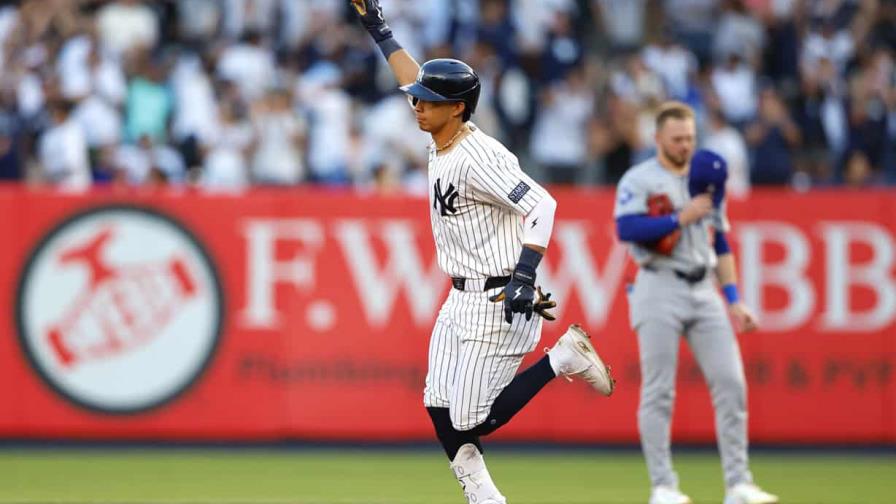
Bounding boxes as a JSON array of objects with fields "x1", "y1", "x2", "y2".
[{"x1": 461, "y1": 83, "x2": 481, "y2": 122}]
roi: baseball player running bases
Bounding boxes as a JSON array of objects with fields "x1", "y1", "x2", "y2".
[
  {"x1": 615, "y1": 101, "x2": 778, "y2": 504},
  {"x1": 351, "y1": 1, "x2": 615, "y2": 502}
]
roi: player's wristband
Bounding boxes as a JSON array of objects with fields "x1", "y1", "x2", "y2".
[
  {"x1": 513, "y1": 247, "x2": 543, "y2": 285},
  {"x1": 376, "y1": 37, "x2": 402, "y2": 59},
  {"x1": 722, "y1": 283, "x2": 740, "y2": 304}
]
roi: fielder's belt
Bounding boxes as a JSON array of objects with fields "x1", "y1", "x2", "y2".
[{"x1": 643, "y1": 265, "x2": 707, "y2": 285}]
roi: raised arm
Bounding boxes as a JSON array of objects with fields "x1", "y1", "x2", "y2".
[{"x1": 350, "y1": 0, "x2": 419, "y2": 86}]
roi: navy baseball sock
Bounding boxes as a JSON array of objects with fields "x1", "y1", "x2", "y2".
[
  {"x1": 472, "y1": 355, "x2": 555, "y2": 437},
  {"x1": 426, "y1": 407, "x2": 483, "y2": 460}
]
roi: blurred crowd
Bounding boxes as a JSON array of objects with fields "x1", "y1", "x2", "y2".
[{"x1": 0, "y1": 0, "x2": 894, "y2": 195}]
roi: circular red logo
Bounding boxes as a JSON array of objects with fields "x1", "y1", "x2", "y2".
[{"x1": 16, "y1": 205, "x2": 224, "y2": 414}]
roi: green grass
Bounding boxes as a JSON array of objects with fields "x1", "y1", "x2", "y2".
[{"x1": 0, "y1": 448, "x2": 893, "y2": 503}]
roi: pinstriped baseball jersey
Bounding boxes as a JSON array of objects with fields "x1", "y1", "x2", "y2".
[
  {"x1": 422, "y1": 123, "x2": 549, "y2": 431},
  {"x1": 428, "y1": 123, "x2": 548, "y2": 279}
]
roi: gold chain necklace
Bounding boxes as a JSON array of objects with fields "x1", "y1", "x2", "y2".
[{"x1": 435, "y1": 125, "x2": 467, "y2": 153}]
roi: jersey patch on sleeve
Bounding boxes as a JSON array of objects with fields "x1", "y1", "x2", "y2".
[{"x1": 507, "y1": 181, "x2": 531, "y2": 203}]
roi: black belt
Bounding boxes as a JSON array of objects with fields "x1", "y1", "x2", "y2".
[
  {"x1": 643, "y1": 265, "x2": 707, "y2": 285},
  {"x1": 451, "y1": 276, "x2": 511, "y2": 292}
]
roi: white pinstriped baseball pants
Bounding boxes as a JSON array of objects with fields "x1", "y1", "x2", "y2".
[{"x1": 423, "y1": 286, "x2": 543, "y2": 431}]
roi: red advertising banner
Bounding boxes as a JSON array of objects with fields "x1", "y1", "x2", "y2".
[{"x1": 0, "y1": 186, "x2": 893, "y2": 443}]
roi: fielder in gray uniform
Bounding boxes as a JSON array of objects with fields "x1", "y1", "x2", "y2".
[
  {"x1": 352, "y1": 2, "x2": 615, "y2": 503},
  {"x1": 614, "y1": 102, "x2": 779, "y2": 504}
]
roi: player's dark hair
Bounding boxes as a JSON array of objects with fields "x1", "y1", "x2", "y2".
[{"x1": 655, "y1": 101, "x2": 695, "y2": 130}]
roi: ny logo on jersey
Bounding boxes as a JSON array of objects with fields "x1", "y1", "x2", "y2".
[{"x1": 433, "y1": 178, "x2": 459, "y2": 216}]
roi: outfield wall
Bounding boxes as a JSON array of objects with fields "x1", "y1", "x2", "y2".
[{"x1": 1, "y1": 186, "x2": 893, "y2": 444}]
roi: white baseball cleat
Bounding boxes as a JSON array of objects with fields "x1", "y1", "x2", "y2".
[
  {"x1": 450, "y1": 444, "x2": 507, "y2": 504},
  {"x1": 649, "y1": 485, "x2": 693, "y2": 504},
  {"x1": 723, "y1": 483, "x2": 779, "y2": 504},
  {"x1": 547, "y1": 324, "x2": 615, "y2": 396}
]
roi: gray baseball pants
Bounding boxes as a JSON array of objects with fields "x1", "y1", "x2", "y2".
[{"x1": 628, "y1": 267, "x2": 753, "y2": 489}]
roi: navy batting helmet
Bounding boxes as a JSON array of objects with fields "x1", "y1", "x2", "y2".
[
  {"x1": 688, "y1": 149, "x2": 728, "y2": 207},
  {"x1": 401, "y1": 59, "x2": 481, "y2": 122}
]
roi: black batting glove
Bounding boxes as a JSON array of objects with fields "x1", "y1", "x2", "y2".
[
  {"x1": 350, "y1": 0, "x2": 393, "y2": 42},
  {"x1": 489, "y1": 247, "x2": 543, "y2": 324},
  {"x1": 497, "y1": 265, "x2": 536, "y2": 323},
  {"x1": 491, "y1": 284, "x2": 557, "y2": 323}
]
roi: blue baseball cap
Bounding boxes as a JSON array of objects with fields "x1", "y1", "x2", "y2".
[{"x1": 688, "y1": 149, "x2": 728, "y2": 207}]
